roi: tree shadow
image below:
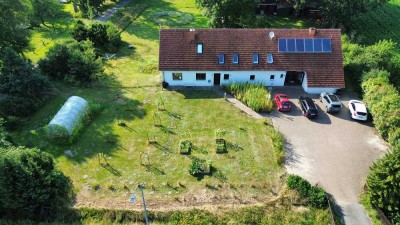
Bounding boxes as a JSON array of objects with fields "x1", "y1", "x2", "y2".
[
  {"x1": 174, "y1": 90, "x2": 222, "y2": 99},
  {"x1": 143, "y1": 164, "x2": 165, "y2": 175},
  {"x1": 157, "y1": 124, "x2": 176, "y2": 135},
  {"x1": 163, "y1": 110, "x2": 182, "y2": 120},
  {"x1": 150, "y1": 141, "x2": 172, "y2": 154},
  {"x1": 101, "y1": 163, "x2": 122, "y2": 176}
]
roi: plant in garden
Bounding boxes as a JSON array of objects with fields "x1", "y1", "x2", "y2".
[
  {"x1": 287, "y1": 175, "x2": 327, "y2": 209},
  {"x1": 179, "y1": 140, "x2": 192, "y2": 155},
  {"x1": 188, "y1": 158, "x2": 203, "y2": 176},
  {"x1": 225, "y1": 82, "x2": 274, "y2": 112}
]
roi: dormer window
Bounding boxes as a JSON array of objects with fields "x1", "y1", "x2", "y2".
[
  {"x1": 197, "y1": 43, "x2": 203, "y2": 54},
  {"x1": 233, "y1": 54, "x2": 239, "y2": 64},
  {"x1": 267, "y1": 53, "x2": 273, "y2": 64},
  {"x1": 253, "y1": 53, "x2": 259, "y2": 64},
  {"x1": 219, "y1": 54, "x2": 225, "y2": 64}
]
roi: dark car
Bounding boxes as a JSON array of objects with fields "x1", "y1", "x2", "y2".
[
  {"x1": 274, "y1": 94, "x2": 291, "y2": 112},
  {"x1": 298, "y1": 96, "x2": 318, "y2": 118}
]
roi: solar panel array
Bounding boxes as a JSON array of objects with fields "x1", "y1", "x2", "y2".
[{"x1": 278, "y1": 38, "x2": 332, "y2": 53}]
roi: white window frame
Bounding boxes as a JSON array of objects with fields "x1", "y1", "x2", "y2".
[{"x1": 197, "y1": 43, "x2": 203, "y2": 54}]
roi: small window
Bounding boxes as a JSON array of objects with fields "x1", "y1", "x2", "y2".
[
  {"x1": 196, "y1": 73, "x2": 206, "y2": 80},
  {"x1": 280, "y1": 74, "x2": 284, "y2": 78},
  {"x1": 270, "y1": 75, "x2": 275, "y2": 80},
  {"x1": 224, "y1": 74, "x2": 229, "y2": 80},
  {"x1": 250, "y1": 75, "x2": 255, "y2": 80},
  {"x1": 253, "y1": 53, "x2": 259, "y2": 64},
  {"x1": 172, "y1": 73, "x2": 182, "y2": 80},
  {"x1": 219, "y1": 54, "x2": 225, "y2": 64},
  {"x1": 197, "y1": 43, "x2": 203, "y2": 54},
  {"x1": 267, "y1": 54, "x2": 273, "y2": 64},
  {"x1": 233, "y1": 54, "x2": 239, "y2": 64}
]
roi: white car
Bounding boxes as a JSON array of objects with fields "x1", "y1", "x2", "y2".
[{"x1": 348, "y1": 100, "x2": 368, "y2": 121}]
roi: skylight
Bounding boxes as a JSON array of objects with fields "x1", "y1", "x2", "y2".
[
  {"x1": 253, "y1": 53, "x2": 259, "y2": 64},
  {"x1": 197, "y1": 43, "x2": 203, "y2": 54},
  {"x1": 218, "y1": 54, "x2": 224, "y2": 64},
  {"x1": 267, "y1": 54, "x2": 273, "y2": 64},
  {"x1": 233, "y1": 54, "x2": 239, "y2": 64}
]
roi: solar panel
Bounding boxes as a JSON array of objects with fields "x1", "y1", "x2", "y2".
[
  {"x1": 278, "y1": 39, "x2": 287, "y2": 52},
  {"x1": 287, "y1": 39, "x2": 296, "y2": 52},
  {"x1": 278, "y1": 38, "x2": 332, "y2": 53},
  {"x1": 296, "y1": 39, "x2": 304, "y2": 52},
  {"x1": 322, "y1": 39, "x2": 332, "y2": 52},
  {"x1": 305, "y1": 39, "x2": 313, "y2": 52},
  {"x1": 313, "y1": 39, "x2": 322, "y2": 52}
]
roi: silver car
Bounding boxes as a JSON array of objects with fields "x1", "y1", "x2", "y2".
[{"x1": 320, "y1": 92, "x2": 342, "y2": 113}]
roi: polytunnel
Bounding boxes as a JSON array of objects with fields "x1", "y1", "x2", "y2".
[{"x1": 47, "y1": 96, "x2": 89, "y2": 136}]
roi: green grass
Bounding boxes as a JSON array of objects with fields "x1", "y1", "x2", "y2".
[
  {"x1": 352, "y1": 0, "x2": 400, "y2": 45},
  {"x1": 267, "y1": 16, "x2": 317, "y2": 28},
  {"x1": 360, "y1": 192, "x2": 384, "y2": 225}
]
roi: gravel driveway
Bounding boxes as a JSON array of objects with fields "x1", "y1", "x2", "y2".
[{"x1": 269, "y1": 87, "x2": 388, "y2": 225}]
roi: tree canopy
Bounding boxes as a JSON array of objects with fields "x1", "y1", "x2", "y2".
[{"x1": 0, "y1": 147, "x2": 74, "y2": 220}]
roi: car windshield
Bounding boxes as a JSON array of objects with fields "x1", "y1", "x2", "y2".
[
  {"x1": 282, "y1": 102, "x2": 290, "y2": 106},
  {"x1": 328, "y1": 95, "x2": 339, "y2": 102},
  {"x1": 309, "y1": 109, "x2": 318, "y2": 114},
  {"x1": 357, "y1": 112, "x2": 367, "y2": 116},
  {"x1": 332, "y1": 104, "x2": 341, "y2": 108}
]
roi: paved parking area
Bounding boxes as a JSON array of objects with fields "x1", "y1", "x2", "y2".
[{"x1": 269, "y1": 87, "x2": 389, "y2": 225}]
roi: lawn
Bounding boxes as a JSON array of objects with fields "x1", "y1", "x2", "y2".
[
  {"x1": 352, "y1": 0, "x2": 400, "y2": 45},
  {"x1": 13, "y1": 0, "x2": 333, "y2": 221}
]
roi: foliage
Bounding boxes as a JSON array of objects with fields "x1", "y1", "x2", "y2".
[
  {"x1": 39, "y1": 40, "x2": 103, "y2": 85},
  {"x1": 179, "y1": 140, "x2": 192, "y2": 154},
  {"x1": 0, "y1": 147, "x2": 74, "y2": 220},
  {"x1": 0, "y1": 48, "x2": 53, "y2": 117},
  {"x1": 269, "y1": 129, "x2": 285, "y2": 166},
  {"x1": 361, "y1": 73, "x2": 400, "y2": 144},
  {"x1": 0, "y1": 119, "x2": 12, "y2": 148},
  {"x1": 0, "y1": 0, "x2": 31, "y2": 52},
  {"x1": 287, "y1": 175, "x2": 327, "y2": 209},
  {"x1": 76, "y1": 0, "x2": 105, "y2": 18},
  {"x1": 30, "y1": 0, "x2": 60, "y2": 26},
  {"x1": 225, "y1": 82, "x2": 274, "y2": 112},
  {"x1": 195, "y1": 0, "x2": 259, "y2": 28},
  {"x1": 72, "y1": 21, "x2": 122, "y2": 53},
  {"x1": 153, "y1": 11, "x2": 194, "y2": 26},
  {"x1": 188, "y1": 158, "x2": 203, "y2": 176},
  {"x1": 367, "y1": 150, "x2": 400, "y2": 224},
  {"x1": 342, "y1": 35, "x2": 398, "y2": 92}
]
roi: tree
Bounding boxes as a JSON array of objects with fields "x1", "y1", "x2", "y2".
[
  {"x1": 367, "y1": 151, "x2": 400, "y2": 224},
  {"x1": 0, "y1": 119, "x2": 12, "y2": 148},
  {"x1": 30, "y1": 0, "x2": 60, "y2": 26},
  {"x1": 0, "y1": 147, "x2": 74, "y2": 220},
  {"x1": 76, "y1": 0, "x2": 105, "y2": 18},
  {"x1": 39, "y1": 40, "x2": 103, "y2": 85},
  {"x1": 71, "y1": 21, "x2": 121, "y2": 52},
  {"x1": 196, "y1": 0, "x2": 259, "y2": 28},
  {"x1": 0, "y1": 0, "x2": 32, "y2": 52},
  {"x1": 0, "y1": 48, "x2": 53, "y2": 117}
]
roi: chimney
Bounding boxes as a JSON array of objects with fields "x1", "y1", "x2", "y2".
[
  {"x1": 309, "y1": 27, "x2": 316, "y2": 37},
  {"x1": 188, "y1": 29, "x2": 196, "y2": 42}
]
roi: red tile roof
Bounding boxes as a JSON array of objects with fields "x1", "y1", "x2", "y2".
[{"x1": 159, "y1": 28, "x2": 344, "y2": 88}]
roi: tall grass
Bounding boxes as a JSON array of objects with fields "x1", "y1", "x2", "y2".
[{"x1": 225, "y1": 82, "x2": 274, "y2": 113}]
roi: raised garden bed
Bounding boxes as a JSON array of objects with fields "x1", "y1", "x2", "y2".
[{"x1": 179, "y1": 140, "x2": 192, "y2": 155}]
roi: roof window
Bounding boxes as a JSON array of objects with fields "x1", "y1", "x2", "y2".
[
  {"x1": 267, "y1": 54, "x2": 273, "y2": 64},
  {"x1": 253, "y1": 53, "x2": 259, "y2": 64},
  {"x1": 197, "y1": 43, "x2": 203, "y2": 54},
  {"x1": 219, "y1": 54, "x2": 225, "y2": 64},
  {"x1": 233, "y1": 54, "x2": 239, "y2": 64}
]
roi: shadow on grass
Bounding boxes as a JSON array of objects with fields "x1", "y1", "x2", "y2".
[
  {"x1": 175, "y1": 90, "x2": 222, "y2": 99},
  {"x1": 157, "y1": 124, "x2": 176, "y2": 135},
  {"x1": 101, "y1": 163, "x2": 122, "y2": 176},
  {"x1": 144, "y1": 164, "x2": 165, "y2": 175},
  {"x1": 163, "y1": 110, "x2": 182, "y2": 120},
  {"x1": 150, "y1": 141, "x2": 172, "y2": 154}
]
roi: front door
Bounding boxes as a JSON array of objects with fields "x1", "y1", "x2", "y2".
[{"x1": 214, "y1": 73, "x2": 221, "y2": 85}]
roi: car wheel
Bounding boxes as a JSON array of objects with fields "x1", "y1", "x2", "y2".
[{"x1": 326, "y1": 106, "x2": 329, "y2": 113}]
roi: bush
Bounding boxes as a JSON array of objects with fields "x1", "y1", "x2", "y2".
[
  {"x1": 0, "y1": 96, "x2": 37, "y2": 117},
  {"x1": 39, "y1": 40, "x2": 103, "y2": 86},
  {"x1": 287, "y1": 175, "x2": 327, "y2": 209},
  {"x1": 0, "y1": 147, "x2": 74, "y2": 220},
  {"x1": 225, "y1": 82, "x2": 274, "y2": 112},
  {"x1": 188, "y1": 158, "x2": 203, "y2": 176}
]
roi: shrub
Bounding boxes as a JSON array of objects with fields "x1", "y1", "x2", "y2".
[
  {"x1": 225, "y1": 82, "x2": 274, "y2": 112},
  {"x1": 287, "y1": 175, "x2": 327, "y2": 209},
  {"x1": 179, "y1": 140, "x2": 191, "y2": 154},
  {"x1": 308, "y1": 186, "x2": 327, "y2": 208},
  {"x1": 39, "y1": 40, "x2": 103, "y2": 86},
  {"x1": 188, "y1": 158, "x2": 203, "y2": 176},
  {"x1": 0, "y1": 96, "x2": 37, "y2": 117}
]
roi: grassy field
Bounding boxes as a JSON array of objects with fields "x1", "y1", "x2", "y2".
[
  {"x1": 11, "y1": 0, "x2": 334, "y2": 222},
  {"x1": 352, "y1": 0, "x2": 400, "y2": 45}
]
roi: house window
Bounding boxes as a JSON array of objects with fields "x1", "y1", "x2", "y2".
[
  {"x1": 267, "y1": 54, "x2": 273, "y2": 64},
  {"x1": 253, "y1": 53, "x2": 259, "y2": 64},
  {"x1": 196, "y1": 73, "x2": 206, "y2": 80},
  {"x1": 219, "y1": 54, "x2": 225, "y2": 64},
  {"x1": 250, "y1": 75, "x2": 255, "y2": 80},
  {"x1": 172, "y1": 73, "x2": 182, "y2": 80},
  {"x1": 280, "y1": 74, "x2": 284, "y2": 78},
  {"x1": 270, "y1": 75, "x2": 275, "y2": 80},
  {"x1": 233, "y1": 54, "x2": 239, "y2": 64},
  {"x1": 197, "y1": 43, "x2": 203, "y2": 54},
  {"x1": 224, "y1": 74, "x2": 229, "y2": 80}
]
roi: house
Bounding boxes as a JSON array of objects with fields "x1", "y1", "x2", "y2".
[{"x1": 158, "y1": 28, "x2": 344, "y2": 94}]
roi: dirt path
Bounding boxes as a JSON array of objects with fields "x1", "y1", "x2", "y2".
[{"x1": 95, "y1": 0, "x2": 132, "y2": 21}]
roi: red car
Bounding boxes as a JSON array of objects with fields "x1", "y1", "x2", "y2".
[{"x1": 274, "y1": 94, "x2": 291, "y2": 111}]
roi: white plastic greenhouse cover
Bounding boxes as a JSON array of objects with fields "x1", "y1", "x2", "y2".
[{"x1": 48, "y1": 96, "x2": 89, "y2": 135}]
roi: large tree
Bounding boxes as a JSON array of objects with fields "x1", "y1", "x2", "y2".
[
  {"x1": 30, "y1": 0, "x2": 60, "y2": 26},
  {"x1": 0, "y1": 147, "x2": 74, "y2": 220},
  {"x1": 0, "y1": 0, "x2": 32, "y2": 52},
  {"x1": 196, "y1": 0, "x2": 259, "y2": 28}
]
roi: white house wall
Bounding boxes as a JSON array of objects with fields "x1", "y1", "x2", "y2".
[
  {"x1": 163, "y1": 71, "x2": 287, "y2": 87},
  {"x1": 302, "y1": 74, "x2": 339, "y2": 94}
]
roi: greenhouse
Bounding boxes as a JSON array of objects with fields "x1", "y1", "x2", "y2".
[{"x1": 47, "y1": 96, "x2": 89, "y2": 137}]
